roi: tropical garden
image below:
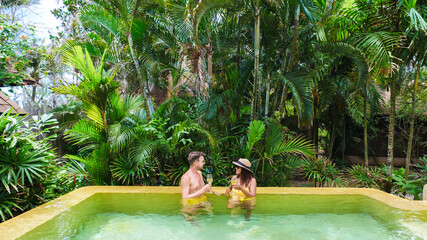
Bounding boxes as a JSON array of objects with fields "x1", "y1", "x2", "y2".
[{"x1": 0, "y1": 0, "x2": 426, "y2": 222}]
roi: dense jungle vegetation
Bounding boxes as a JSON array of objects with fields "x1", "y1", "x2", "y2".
[{"x1": 0, "y1": 0, "x2": 426, "y2": 222}]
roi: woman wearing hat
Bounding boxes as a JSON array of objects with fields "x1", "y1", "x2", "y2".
[{"x1": 224, "y1": 158, "x2": 257, "y2": 214}]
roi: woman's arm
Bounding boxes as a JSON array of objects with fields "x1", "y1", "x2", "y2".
[
  {"x1": 224, "y1": 176, "x2": 237, "y2": 196},
  {"x1": 234, "y1": 178, "x2": 257, "y2": 197}
]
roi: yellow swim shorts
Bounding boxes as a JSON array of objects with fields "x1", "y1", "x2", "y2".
[{"x1": 182, "y1": 195, "x2": 208, "y2": 206}]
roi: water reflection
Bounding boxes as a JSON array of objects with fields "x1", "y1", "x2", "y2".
[{"x1": 181, "y1": 196, "x2": 213, "y2": 222}]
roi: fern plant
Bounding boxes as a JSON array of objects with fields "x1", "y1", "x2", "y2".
[
  {"x1": 303, "y1": 157, "x2": 342, "y2": 187},
  {"x1": 244, "y1": 119, "x2": 315, "y2": 186},
  {"x1": 0, "y1": 110, "x2": 56, "y2": 222}
]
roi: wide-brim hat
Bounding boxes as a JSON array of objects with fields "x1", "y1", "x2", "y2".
[{"x1": 232, "y1": 158, "x2": 252, "y2": 172}]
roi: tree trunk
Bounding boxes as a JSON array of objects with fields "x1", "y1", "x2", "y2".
[
  {"x1": 313, "y1": 103, "x2": 319, "y2": 158},
  {"x1": 237, "y1": 12, "x2": 241, "y2": 79},
  {"x1": 32, "y1": 85, "x2": 37, "y2": 102},
  {"x1": 127, "y1": 33, "x2": 153, "y2": 119},
  {"x1": 167, "y1": 70, "x2": 173, "y2": 99},
  {"x1": 313, "y1": 85, "x2": 320, "y2": 158},
  {"x1": 288, "y1": 4, "x2": 300, "y2": 73},
  {"x1": 251, "y1": 3, "x2": 261, "y2": 121},
  {"x1": 236, "y1": 12, "x2": 242, "y2": 121},
  {"x1": 386, "y1": 74, "x2": 397, "y2": 176},
  {"x1": 387, "y1": 0, "x2": 401, "y2": 177},
  {"x1": 278, "y1": 84, "x2": 288, "y2": 118},
  {"x1": 264, "y1": 72, "x2": 270, "y2": 119},
  {"x1": 405, "y1": 63, "x2": 420, "y2": 179},
  {"x1": 341, "y1": 115, "x2": 346, "y2": 162},
  {"x1": 278, "y1": 4, "x2": 300, "y2": 118},
  {"x1": 364, "y1": 86, "x2": 369, "y2": 166},
  {"x1": 328, "y1": 124, "x2": 336, "y2": 159},
  {"x1": 208, "y1": 44, "x2": 213, "y2": 85}
]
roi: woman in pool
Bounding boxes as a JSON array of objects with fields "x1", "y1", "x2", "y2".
[{"x1": 224, "y1": 158, "x2": 256, "y2": 219}]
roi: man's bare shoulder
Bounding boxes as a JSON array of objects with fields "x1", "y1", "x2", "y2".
[{"x1": 180, "y1": 171, "x2": 191, "y2": 184}]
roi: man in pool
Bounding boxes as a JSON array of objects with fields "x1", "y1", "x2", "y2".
[
  {"x1": 180, "y1": 151, "x2": 213, "y2": 220},
  {"x1": 181, "y1": 151, "x2": 212, "y2": 201}
]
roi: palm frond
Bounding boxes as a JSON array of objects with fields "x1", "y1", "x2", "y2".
[
  {"x1": 264, "y1": 119, "x2": 287, "y2": 156},
  {"x1": 194, "y1": 0, "x2": 232, "y2": 41},
  {"x1": 278, "y1": 72, "x2": 313, "y2": 126},
  {"x1": 278, "y1": 136, "x2": 314, "y2": 159},
  {"x1": 130, "y1": 139, "x2": 158, "y2": 164},
  {"x1": 64, "y1": 119, "x2": 105, "y2": 146},
  {"x1": 246, "y1": 120, "x2": 265, "y2": 158},
  {"x1": 352, "y1": 32, "x2": 401, "y2": 76},
  {"x1": 80, "y1": 3, "x2": 121, "y2": 37},
  {"x1": 320, "y1": 42, "x2": 370, "y2": 91}
]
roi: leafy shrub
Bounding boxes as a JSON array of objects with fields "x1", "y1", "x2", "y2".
[
  {"x1": 348, "y1": 165, "x2": 386, "y2": 189},
  {"x1": 388, "y1": 167, "x2": 424, "y2": 200},
  {"x1": 302, "y1": 157, "x2": 342, "y2": 187},
  {"x1": 0, "y1": 110, "x2": 57, "y2": 222}
]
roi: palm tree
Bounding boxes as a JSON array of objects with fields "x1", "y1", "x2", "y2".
[
  {"x1": 245, "y1": 119, "x2": 314, "y2": 185},
  {"x1": 304, "y1": 42, "x2": 369, "y2": 160},
  {"x1": 53, "y1": 46, "x2": 143, "y2": 184},
  {"x1": 165, "y1": 0, "x2": 232, "y2": 98},
  {"x1": 347, "y1": 0, "x2": 426, "y2": 176},
  {"x1": 400, "y1": 6, "x2": 427, "y2": 177},
  {"x1": 78, "y1": 0, "x2": 156, "y2": 118}
]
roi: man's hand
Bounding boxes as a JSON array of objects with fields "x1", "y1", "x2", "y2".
[
  {"x1": 212, "y1": 191, "x2": 221, "y2": 196},
  {"x1": 202, "y1": 182, "x2": 212, "y2": 193}
]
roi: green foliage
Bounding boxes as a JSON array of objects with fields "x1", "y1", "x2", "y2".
[
  {"x1": 47, "y1": 158, "x2": 89, "y2": 193},
  {"x1": 349, "y1": 164, "x2": 425, "y2": 200},
  {"x1": 0, "y1": 191, "x2": 20, "y2": 222},
  {"x1": 244, "y1": 119, "x2": 315, "y2": 185},
  {"x1": 53, "y1": 46, "x2": 122, "y2": 184},
  {"x1": 0, "y1": 110, "x2": 57, "y2": 222},
  {"x1": 348, "y1": 165, "x2": 386, "y2": 189},
  {"x1": 111, "y1": 156, "x2": 156, "y2": 185},
  {"x1": 277, "y1": 73, "x2": 313, "y2": 126},
  {"x1": 302, "y1": 157, "x2": 342, "y2": 187},
  {"x1": 245, "y1": 120, "x2": 265, "y2": 158},
  {"x1": 388, "y1": 167, "x2": 424, "y2": 200},
  {"x1": 0, "y1": 15, "x2": 38, "y2": 86}
]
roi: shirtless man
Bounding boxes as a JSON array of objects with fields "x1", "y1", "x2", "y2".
[{"x1": 180, "y1": 151, "x2": 211, "y2": 200}]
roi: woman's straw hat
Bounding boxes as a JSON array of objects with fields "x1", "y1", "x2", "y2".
[{"x1": 232, "y1": 158, "x2": 252, "y2": 172}]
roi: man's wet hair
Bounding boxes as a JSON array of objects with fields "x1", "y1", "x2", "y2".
[{"x1": 188, "y1": 151, "x2": 205, "y2": 165}]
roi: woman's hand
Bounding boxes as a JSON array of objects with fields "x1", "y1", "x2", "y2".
[{"x1": 224, "y1": 188, "x2": 230, "y2": 196}]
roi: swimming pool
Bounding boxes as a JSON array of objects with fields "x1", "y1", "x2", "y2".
[{"x1": 0, "y1": 187, "x2": 426, "y2": 239}]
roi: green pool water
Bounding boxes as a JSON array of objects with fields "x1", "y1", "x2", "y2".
[{"x1": 19, "y1": 194, "x2": 427, "y2": 240}]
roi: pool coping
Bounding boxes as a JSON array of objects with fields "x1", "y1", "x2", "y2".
[{"x1": 0, "y1": 186, "x2": 426, "y2": 240}]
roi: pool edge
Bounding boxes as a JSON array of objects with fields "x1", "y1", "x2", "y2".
[{"x1": 0, "y1": 186, "x2": 426, "y2": 240}]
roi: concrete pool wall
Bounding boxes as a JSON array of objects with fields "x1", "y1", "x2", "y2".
[{"x1": 0, "y1": 186, "x2": 426, "y2": 240}]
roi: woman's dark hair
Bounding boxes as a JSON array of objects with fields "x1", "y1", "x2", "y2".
[{"x1": 238, "y1": 168, "x2": 253, "y2": 187}]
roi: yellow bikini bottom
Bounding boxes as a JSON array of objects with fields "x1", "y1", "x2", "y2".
[
  {"x1": 182, "y1": 195, "x2": 208, "y2": 206},
  {"x1": 231, "y1": 189, "x2": 254, "y2": 201}
]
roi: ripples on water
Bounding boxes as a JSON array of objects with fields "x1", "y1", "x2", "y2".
[{"x1": 19, "y1": 194, "x2": 427, "y2": 240}]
